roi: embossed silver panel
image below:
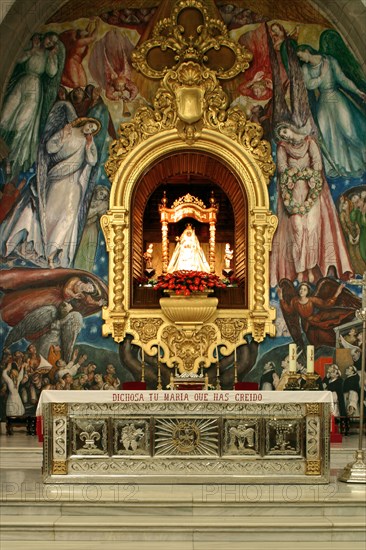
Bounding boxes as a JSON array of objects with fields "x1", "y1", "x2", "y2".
[
  {"x1": 223, "y1": 418, "x2": 260, "y2": 456},
  {"x1": 265, "y1": 418, "x2": 302, "y2": 456},
  {"x1": 154, "y1": 417, "x2": 219, "y2": 456},
  {"x1": 113, "y1": 418, "x2": 150, "y2": 456},
  {"x1": 71, "y1": 418, "x2": 108, "y2": 456},
  {"x1": 42, "y1": 399, "x2": 331, "y2": 484}
]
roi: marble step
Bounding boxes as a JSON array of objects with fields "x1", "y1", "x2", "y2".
[
  {"x1": 2, "y1": 497, "x2": 365, "y2": 517},
  {"x1": 0, "y1": 448, "x2": 43, "y2": 469},
  {"x1": 2, "y1": 543, "x2": 366, "y2": 550},
  {"x1": 1, "y1": 513, "x2": 365, "y2": 542}
]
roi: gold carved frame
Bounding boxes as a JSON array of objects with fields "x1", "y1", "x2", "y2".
[{"x1": 101, "y1": 0, "x2": 278, "y2": 371}]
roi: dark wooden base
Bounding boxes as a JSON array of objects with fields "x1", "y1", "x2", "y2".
[{"x1": 6, "y1": 415, "x2": 37, "y2": 436}]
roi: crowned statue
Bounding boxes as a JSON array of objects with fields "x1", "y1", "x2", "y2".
[{"x1": 167, "y1": 224, "x2": 210, "y2": 273}]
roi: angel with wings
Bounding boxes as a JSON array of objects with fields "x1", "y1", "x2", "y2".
[
  {"x1": 277, "y1": 277, "x2": 361, "y2": 349},
  {"x1": 1, "y1": 101, "x2": 101, "y2": 268},
  {"x1": 88, "y1": 30, "x2": 138, "y2": 115},
  {"x1": 297, "y1": 30, "x2": 366, "y2": 178},
  {"x1": 0, "y1": 268, "x2": 107, "y2": 363}
]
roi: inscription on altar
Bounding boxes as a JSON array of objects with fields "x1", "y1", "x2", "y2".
[{"x1": 111, "y1": 391, "x2": 264, "y2": 403}]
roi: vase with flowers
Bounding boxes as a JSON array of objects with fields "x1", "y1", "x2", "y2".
[{"x1": 154, "y1": 270, "x2": 226, "y2": 296}]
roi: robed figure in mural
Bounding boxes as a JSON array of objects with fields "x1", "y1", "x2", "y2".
[
  {"x1": 270, "y1": 122, "x2": 353, "y2": 286},
  {"x1": 277, "y1": 278, "x2": 361, "y2": 350},
  {"x1": 167, "y1": 224, "x2": 210, "y2": 273},
  {"x1": 297, "y1": 36, "x2": 366, "y2": 178},
  {"x1": 40, "y1": 117, "x2": 100, "y2": 268},
  {"x1": 0, "y1": 268, "x2": 108, "y2": 363},
  {"x1": 0, "y1": 101, "x2": 101, "y2": 268},
  {"x1": 0, "y1": 33, "x2": 64, "y2": 177}
]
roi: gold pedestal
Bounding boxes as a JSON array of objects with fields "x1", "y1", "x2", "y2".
[
  {"x1": 284, "y1": 374, "x2": 301, "y2": 390},
  {"x1": 159, "y1": 294, "x2": 218, "y2": 336},
  {"x1": 302, "y1": 373, "x2": 320, "y2": 390}
]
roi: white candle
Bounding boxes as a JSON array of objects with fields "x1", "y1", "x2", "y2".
[
  {"x1": 157, "y1": 343, "x2": 160, "y2": 362},
  {"x1": 234, "y1": 343, "x2": 237, "y2": 364},
  {"x1": 289, "y1": 343, "x2": 297, "y2": 373},
  {"x1": 307, "y1": 345, "x2": 315, "y2": 374},
  {"x1": 141, "y1": 348, "x2": 144, "y2": 363},
  {"x1": 216, "y1": 345, "x2": 219, "y2": 362}
]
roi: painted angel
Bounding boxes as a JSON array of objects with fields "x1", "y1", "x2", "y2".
[
  {"x1": 0, "y1": 32, "x2": 65, "y2": 178},
  {"x1": 88, "y1": 30, "x2": 138, "y2": 115},
  {"x1": 37, "y1": 102, "x2": 100, "y2": 268},
  {"x1": 0, "y1": 268, "x2": 108, "y2": 363},
  {"x1": 297, "y1": 29, "x2": 366, "y2": 177},
  {"x1": 277, "y1": 277, "x2": 361, "y2": 349}
]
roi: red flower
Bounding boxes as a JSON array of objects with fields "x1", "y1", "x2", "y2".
[{"x1": 153, "y1": 270, "x2": 227, "y2": 295}]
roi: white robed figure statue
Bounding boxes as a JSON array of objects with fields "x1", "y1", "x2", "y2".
[{"x1": 167, "y1": 224, "x2": 210, "y2": 273}]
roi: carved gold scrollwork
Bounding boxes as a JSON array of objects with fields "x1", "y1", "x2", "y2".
[
  {"x1": 52, "y1": 403, "x2": 67, "y2": 416},
  {"x1": 132, "y1": 0, "x2": 251, "y2": 81},
  {"x1": 215, "y1": 319, "x2": 248, "y2": 343},
  {"x1": 52, "y1": 460, "x2": 67, "y2": 475},
  {"x1": 252, "y1": 322, "x2": 266, "y2": 343},
  {"x1": 130, "y1": 318, "x2": 164, "y2": 343},
  {"x1": 306, "y1": 403, "x2": 321, "y2": 415},
  {"x1": 112, "y1": 320, "x2": 128, "y2": 343},
  {"x1": 306, "y1": 460, "x2": 322, "y2": 476}
]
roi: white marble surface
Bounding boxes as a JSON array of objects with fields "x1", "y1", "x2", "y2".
[
  {"x1": 2, "y1": 544, "x2": 366, "y2": 550},
  {"x1": 1, "y1": 430, "x2": 365, "y2": 545}
]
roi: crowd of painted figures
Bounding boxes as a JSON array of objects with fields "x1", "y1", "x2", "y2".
[{"x1": 1, "y1": 345, "x2": 121, "y2": 418}]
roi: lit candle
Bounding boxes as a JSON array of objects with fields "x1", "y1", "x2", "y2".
[
  {"x1": 289, "y1": 343, "x2": 297, "y2": 373},
  {"x1": 307, "y1": 345, "x2": 314, "y2": 374}
]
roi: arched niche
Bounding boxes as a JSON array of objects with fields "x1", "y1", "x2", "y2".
[
  {"x1": 130, "y1": 150, "x2": 247, "y2": 308},
  {"x1": 101, "y1": 126, "x2": 278, "y2": 345}
]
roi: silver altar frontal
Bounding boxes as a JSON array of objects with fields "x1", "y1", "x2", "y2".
[{"x1": 37, "y1": 390, "x2": 333, "y2": 484}]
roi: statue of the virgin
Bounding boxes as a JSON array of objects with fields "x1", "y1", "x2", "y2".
[{"x1": 167, "y1": 224, "x2": 210, "y2": 273}]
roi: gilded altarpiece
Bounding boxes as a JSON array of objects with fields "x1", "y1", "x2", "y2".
[{"x1": 101, "y1": 0, "x2": 277, "y2": 373}]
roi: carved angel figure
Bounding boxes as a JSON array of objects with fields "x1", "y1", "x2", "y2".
[{"x1": 277, "y1": 277, "x2": 361, "y2": 349}]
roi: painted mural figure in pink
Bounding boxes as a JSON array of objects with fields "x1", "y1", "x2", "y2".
[
  {"x1": 60, "y1": 19, "x2": 99, "y2": 89},
  {"x1": 270, "y1": 122, "x2": 353, "y2": 286}
]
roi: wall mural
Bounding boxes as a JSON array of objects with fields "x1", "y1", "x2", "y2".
[{"x1": 0, "y1": 0, "x2": 365, "y2": 420}]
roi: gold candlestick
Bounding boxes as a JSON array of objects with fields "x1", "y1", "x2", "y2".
[
  {"x1": 141, "y1": 361, "x2": 145, "y2": 383},
  {"x1": 157, "y1": 361, "x2": 162, "y2": 390},
  {"x1": 216, "y1": 362, "x2": 221, "y2": 390},
  {"x1": 234, "y1": 360, "x2": 238, "y2": 386}
]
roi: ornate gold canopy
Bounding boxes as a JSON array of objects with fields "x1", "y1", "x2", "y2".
[
  {"x1": 101, "y1": 0, "x2": 277, "y2": 373},
  {"x1": 159, "y1": 191, "x2": 219, "y2": 273}
]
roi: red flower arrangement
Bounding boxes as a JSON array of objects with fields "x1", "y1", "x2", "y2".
[{"x1": 154, "y1": 270, "x2": 226, "y2": 296}]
